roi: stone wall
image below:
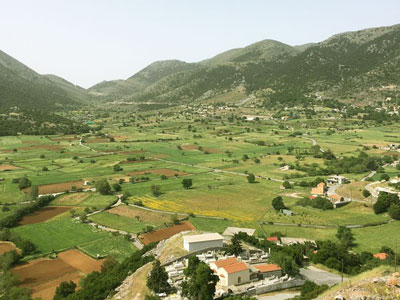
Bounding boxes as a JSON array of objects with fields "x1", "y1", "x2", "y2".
[{"x1": 247, "y1": 279, "x2": 305, "y2": 296}]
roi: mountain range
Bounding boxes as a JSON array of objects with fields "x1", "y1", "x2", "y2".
[{"x1": 1, "y1": 24, "x2": 400, "y2": 110}]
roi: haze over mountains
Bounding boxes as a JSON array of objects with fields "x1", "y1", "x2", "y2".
[{"x1": 1, "y1": 24, "x2": 400, "y2": 110}]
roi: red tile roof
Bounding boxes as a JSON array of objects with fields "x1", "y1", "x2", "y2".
[
  {"x1": 214, "y1": 257, "x2": 239, "y2": 268},
  {"x1": 254, "y1": 264, "x2": 282, "y2": 273},
  {"x1": 267, "y1": 236, "x2": 279, "y2": 242},
  {"x1": 374, "y1": 253, "x2": 389, "y2": 260},
  {"x1": 223, "y1": 262, "x2": 249, "y2": 274}
]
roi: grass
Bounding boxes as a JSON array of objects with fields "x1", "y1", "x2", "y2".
[
  {"x1": 78, "y1": 235, "x2": 137, "y2": 262},
  {"x1": 2, "y1": 116, "x2": 400, "y2": 262},
  {"x1": 189, "y1": 216, "x2": 246, "y2": 233},
  {"x1": 12, "y1": 218, "x2": 110, "y2": 255},
  {"x1": 88, "y1": 211, "x2": 150, "y2": 233}
]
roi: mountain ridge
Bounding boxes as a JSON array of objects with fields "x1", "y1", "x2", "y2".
[{"x1": 1, "y1": 23, "x2": 400, "y2": 110}]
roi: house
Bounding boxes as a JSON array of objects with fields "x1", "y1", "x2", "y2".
[
  {"x1": 327, "y1": 175, "x2": 350, "y2": 185},
  {"x1": 279, "y1": 165, "x2": 291, "y2": 171},
  {"x1": 183, "y1": 233, "x2": 224, "y2": 252},
  {"x1": 267, "y1": 236, "x2": 279, "y2": 243},
  {"x1": 253, "y1": 264, "x2": 282, "y2": 279},
  {"x1": 329, "y1": 194, "x2": 344, "y2": 203},
  {"x1": 374, "y1": 253, "x2": 389, "y2": 260},
  {"x1": 311, "y1": 182, "x2": 326, "y2": 195},
  {"x1": 210, "y1": 257, "x2": 250, "y2": 286},
  {"x1": 223, "y1": 227, "x2": 255, "y2": 237},
  {"x1": 282, "y1": 209, "x2": 294, "y2": 216},
  {"x1": 281, "y1": 116, "x2": 290, "y2": 121}
]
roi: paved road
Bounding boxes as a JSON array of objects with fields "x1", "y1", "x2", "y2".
[
  {"x1": 302, "y1": 136, "x2": 325, "y2": 153},
  {"x1": 361, "y1": 170, "x2": 376, "y2": 182},
  {"x1": 300, "y1": 266, "x2": 346, "y2": 286}
]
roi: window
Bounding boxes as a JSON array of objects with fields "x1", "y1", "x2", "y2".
[{"x1": 238, "y1": 276, "x2": 241, "y2": 284}]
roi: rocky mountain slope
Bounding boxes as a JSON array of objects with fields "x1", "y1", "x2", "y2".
[{"x1": 88, "y1": 24, "x2": 400, "y2": 106}]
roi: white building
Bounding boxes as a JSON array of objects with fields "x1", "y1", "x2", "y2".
[
  {"x1": 327, "y1": 175, "x2": 349, "y2": 185},
  {"x1": 183, "y1": 233, "x2": 224, "y2": 252},
  {"x1": 210, "y1": 257, "x2": 250, "y2": 286}
]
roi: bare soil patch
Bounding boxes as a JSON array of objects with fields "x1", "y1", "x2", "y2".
[
  {"x1": 19, "y1": 206, "x2": 73, "y2": 225},
  {"x1": 0, "y1": 164, "x2": 20, "y2": 171},
  {"x1": 24, "y1": 180, "x2": 86, "y2": 195},
  {"x1": 0, "y1": 241, "x2": 20, "y2": 255},
  {"x1": 181, "y1": 144, "x2": 198, "y2": 150},
  {"x1": 139, "y1": 221, "x2": 195, "y2": 245},
  {"x1": 58, "y1": 249, "x2": 104, "y2": 274},
  {"x1": 126, "y1": 168, "x2": 189, "y2": 177},
  {"x1": 12, "y1": 249, "x2": 103, "y2": 300}
]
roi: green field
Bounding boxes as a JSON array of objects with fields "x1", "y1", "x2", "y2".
[
  {"x1": 11, "y1": 215, "x2": 137, "y2": 261},
  {"x1": 88, "y1": 211, "x2": 149, "y2": 233},
  {"x1": 2, "y1": 104, "x2": 400, "y2": 261}
]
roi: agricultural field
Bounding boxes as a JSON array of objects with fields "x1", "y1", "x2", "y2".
[
  {"x1": 12, "y1": 217, "x2": 135, "y2": 260},
  {"x1": 2, "y1": 102, "x2": 400, "y2": 299},
  {"x1": 12, "y1": 249, "x2": 104, "y2": 300}
]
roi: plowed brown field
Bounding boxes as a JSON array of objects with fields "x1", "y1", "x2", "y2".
[
  {"x1": 12, "y1": 249, "x2": 104, "y2": 300},
  {"x1": 139, "y1": 221, "x2": 195, "y2": 245},
  {"x1": 19, "y1": 206, "x2": 73, "y2": 225},
  {"x1": 23, "y1": 180, "x2": 86, "y2": 195}
]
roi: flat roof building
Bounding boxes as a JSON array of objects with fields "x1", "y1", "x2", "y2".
[{"x1": 183, "y1": 233, "x2": 224, "y2": 252}]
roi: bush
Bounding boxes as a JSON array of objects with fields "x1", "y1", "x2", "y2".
[
  {"x1": 388, "y1": 204, "x2": 400, "y2": 220},
  {"x1": 282, "y1": 181, "x2": 292, "y2": 189},
  {"x1": 112, "y1": 183, "x2": 121, "y2": 192},
  {"x1": 247, "y1": 173, "x2": 256, "y2": 183},
  {"x1": 113, "y1": 164, "x2": 123, "y2": 172},
  {"x1": 151, "y1": 185, "x2": 162, "y2": 197},
  {"x1": 362, "y1": 189, "x2": 371, "y2": 198},
  {"x1": 18, "y1": 177, "x2": 31, "y2": 190},
  {"x1": 182, "y1": 178, "x2": 193, "y2": 189},
  {"x1": 272, "y1": 196, "x2": 286, "y2": 211}
]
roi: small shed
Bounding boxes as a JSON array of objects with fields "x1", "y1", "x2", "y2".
[{"x1": 253, "y1": 264, "x2": 282, "y2": 279}]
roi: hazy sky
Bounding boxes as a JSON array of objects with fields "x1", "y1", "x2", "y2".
[{"x1": 1, "y1": 0, "x2": 399, "y2": 88}]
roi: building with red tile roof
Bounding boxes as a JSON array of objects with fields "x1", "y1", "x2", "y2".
[{"x1": 374, "y1": 253, "x2": 389, "y2": 260}]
